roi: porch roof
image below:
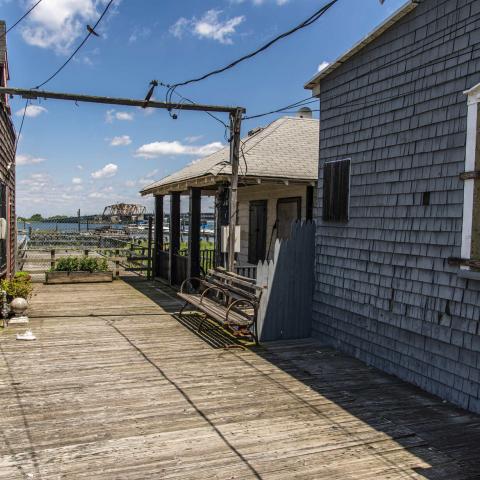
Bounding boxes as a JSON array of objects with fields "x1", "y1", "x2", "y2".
[{"x1": 140, "y1": 116, "x2": 319, "y2": 196}]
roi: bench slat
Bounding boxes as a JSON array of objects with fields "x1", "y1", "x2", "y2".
[{"x1": 178, "y1": 293, "x2": 252, "y2": 327}]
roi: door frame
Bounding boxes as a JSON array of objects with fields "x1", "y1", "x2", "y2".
[
  {"x1": 276, "y1": 196, "x2": 302, "y2": 239},
  {"x1": 248, "y1": 199, "x2": 268, "y2": 265}
]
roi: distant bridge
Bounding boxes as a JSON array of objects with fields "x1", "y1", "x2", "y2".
[{"x1": 103, "y1": 203, "x2": 147, "y2": 221}]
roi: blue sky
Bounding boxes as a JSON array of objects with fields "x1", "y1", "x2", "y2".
[{"x1": 2, "y1": 0, "x2": 406, "y2": 216}]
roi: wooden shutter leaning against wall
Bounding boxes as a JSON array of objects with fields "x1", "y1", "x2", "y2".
[{"x1": 322, "y1": 159, "x2": 350, "y2": 222}]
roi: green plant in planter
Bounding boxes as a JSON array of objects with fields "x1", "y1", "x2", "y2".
[
  {"x1": 53, "y1": 256, "x2": 109, "y2": 273},
  {"x1": 14, "y1": 271, "x2": 32, "y2": 282},
  {"x1": 1, "y1": 278, "x2": 33, "y2": 300}
]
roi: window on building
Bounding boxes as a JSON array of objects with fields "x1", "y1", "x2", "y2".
[
  {"x1": 322, "y1": 159, "x2": 350, "y2": 222},
  {"x1": 463, "y1": 85, "x2": 480, "y2": 262}
]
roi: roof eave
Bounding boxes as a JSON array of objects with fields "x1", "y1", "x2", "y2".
[
  {"x1": 304, "y1": 0, "x2": 418, "y2": 94},
  {"x1": 140, "y1": 174, "x2": 226, "y2": 197},
  {"x1": 141, "y1": 174, "x2": 317, "y2": 196}
]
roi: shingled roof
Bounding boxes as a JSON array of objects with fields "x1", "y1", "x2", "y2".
[{"x1": 141, "y1": 116, "x2": 319, "y2": 196}]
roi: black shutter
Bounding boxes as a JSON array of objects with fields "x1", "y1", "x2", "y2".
[{"x1": 322, "y1": 159, "x2": 350, "y2": 222}]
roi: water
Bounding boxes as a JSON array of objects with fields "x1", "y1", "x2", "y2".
[
  {"x1": 17, "y1": 220, "x2": 216, "y2": 243},
  {"x1": 17, "y1": 221, "x2": 122, "y2": 234}
]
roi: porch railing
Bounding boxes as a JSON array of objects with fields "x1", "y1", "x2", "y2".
[{"x1": 235, "y1": 265, "x2": 257, "y2": 280}]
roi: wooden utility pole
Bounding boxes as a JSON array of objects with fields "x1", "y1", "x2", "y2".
[
  {"x1": 228, "y1": 108, "x2": 243, "y2": 272},
  {"x1": 0, "y1": 87, "x2": 240, "y2": 114},
  {"x1": 1, "y1": 86, "x2": 246, "y2": 274}
]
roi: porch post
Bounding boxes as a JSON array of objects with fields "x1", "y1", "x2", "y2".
[
  {"x1": 188, "y1": 187, "x2": 201, "y2": 278},
  {"x1": 169, "y1": 192, "x2": 181, "y2": 285},
  {"x1": 306, "y1": 185, "x2": 314, "y2": 222},
  {"x1": 215, "y1": 185, "x2": 229, "y2": 268},
  {"x1": 153, "y1": 195, "x2": 164, "y2": 278}
]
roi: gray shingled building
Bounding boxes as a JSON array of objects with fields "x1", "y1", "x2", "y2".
[{"x1": 305, "y1": 0, "x2": 480, "y2": 413}]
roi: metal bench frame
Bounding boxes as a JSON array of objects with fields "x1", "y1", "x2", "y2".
[{"x1": 178, "y1": 270, "x2": 261, "y2": 345}]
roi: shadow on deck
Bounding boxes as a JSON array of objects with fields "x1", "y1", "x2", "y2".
[{"x1": 126, "y1": 277, "x2": 480, "y2": 479}]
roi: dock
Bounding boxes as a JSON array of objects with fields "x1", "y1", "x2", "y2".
[{"x1": 0, "y1": 278, "x2": 479, "y2": 479}]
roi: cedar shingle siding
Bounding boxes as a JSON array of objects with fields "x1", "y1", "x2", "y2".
[{"x1": 314, "y1": 0, "x2": 480, "y2": 412}]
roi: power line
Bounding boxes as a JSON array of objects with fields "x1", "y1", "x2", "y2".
[
  {"x1": 0, "y1": 0, "x2": 45, "y2": 40},
  {"x1": 243, "y1": 97, "x2": 317, "y2": 120},
  {"x1": 161, "y1": 0, "x2": 339, "y2": 102},
  {"x1": 318, "y1": 5, "x2": 480, "y2": 105},
  {"x1": 34, "y1": 0, "x2": 116, "y2": 89},
  {"x1": 13, "y1": 98, "x2": 29, "y2": 158}
]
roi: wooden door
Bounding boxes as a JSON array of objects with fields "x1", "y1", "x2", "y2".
[
  {"x1": 277, "y1": 197, "x2": 301, "y2": 240},
  {"x1": 248, "y1": 200, "x2": 267, "y2": 264}
]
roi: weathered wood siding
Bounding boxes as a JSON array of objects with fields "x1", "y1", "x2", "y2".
[
  {"x1": 0, "y1": 22, "x2": 16, "y2": 277},
  {"x1": 314, "y1": 0, "x2": 480, "y2": 413},
  {"x1": 257, "y1": 221, "x2": 314, "y2": 341},
  {"x1": 0, "y1": 106, "x2": 16, "y2": 277},
  {"x1": 237, "y1": 184, "x2": 314, "y2": 265}
]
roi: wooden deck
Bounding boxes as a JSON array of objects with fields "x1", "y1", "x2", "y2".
[{"x1": 1, "y1": 278, "x2": 480, "y2": 479}]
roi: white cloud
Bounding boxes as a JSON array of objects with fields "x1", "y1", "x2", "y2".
[
  {"x1": 16, "y1": 105, "x2": 47, "y2": 118},
  {"x1": 88, "y1": 191, "x2": 108, "y2": 199},
  {"x1": 19, "y1": 172, "x2": 50, "y2": 190},
  {"x1": 185, "y1": 135, "x2": 203, "y2": 144},
  {"x1": 91, "y1": 163, "x2": 118, "y2": 179},
  {"x1": 318, "y1": 61, "x2": 330, "y2": 72},
  {"x1": 20, "y1": 0, "x2": 116, "y2": 55},
  {"x1": 135, "y1": 140, "x2": 223, "y2": 159},
  {"x1": 105, "y1": 109, "x2": 134, "y2": 122},
  {"x1": 109, "y1": 135, "x2": 132, "y2": 146},
  {"x1": 171, "y1": 10, "x2": 245, "y2": 44},
  {"x1": 125, "y1": 180, "x2": 136, "y2": 188},
  {"x1": 72, "y1": 177, "x2": 82, "y2": 184},
  {"x1": 128, "y1": 25, "x2": 151, "y2": 43},
  {"x1": 16, "y1": 154, "x2": 46, "y2": 166},
  {"x1": 145, "y1": 169, "x2": 159, "y2": 178}
]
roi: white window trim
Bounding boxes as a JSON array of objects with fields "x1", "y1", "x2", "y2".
[{"x1": 462, "y1": 83, "x2": 480, "y2": 263}]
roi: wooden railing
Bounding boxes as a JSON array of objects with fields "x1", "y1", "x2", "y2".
[
  {"x1": 235, "y1": 264, "x2": 257, "y2": 280},
  {"x1": 16, "y1": 247, "x2": 150, "y2": 280}
]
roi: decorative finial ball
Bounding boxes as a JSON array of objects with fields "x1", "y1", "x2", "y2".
[{"x1": 10, "y1": 297, "x2": 28, "y2": 315}]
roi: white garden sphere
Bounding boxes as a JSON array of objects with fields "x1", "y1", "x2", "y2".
[{"x1": 10, "y1": 297, "x2": 28, "y2": 315}]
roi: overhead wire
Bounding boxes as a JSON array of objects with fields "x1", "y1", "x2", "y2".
[
  {"x1": 246, "y1": 0, "x2": 480, "y2": 121},
  {"x1": 320, "y1": 44, "x2": 479, "y2": 114},
  {"x1": 243, "y1": 97, "x2": 318, "y2": 120},
  {"x1": 0, "y1": 0, "x2": 45, "y2": 40},
  {"x1": 13, "y1": 99, "x2": 29, "y2": 158},
  {"x1": 160, "y1": 0, "x2": 339, "y2": 104},
  {"x1": 34, "y1": 0, "x2": 116, "y2": 89},
  {"x1": 11, "y1": 0, "x2": 115, "y2": 166},
  {"x1": 319, "y1": 6, "x2": 480, "y2": 105}
]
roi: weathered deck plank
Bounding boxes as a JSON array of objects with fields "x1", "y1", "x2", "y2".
[{"x1": 0, "y1": 278, "x2": 479, "y2": 479}]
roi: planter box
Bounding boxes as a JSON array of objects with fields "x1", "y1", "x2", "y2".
[{"x1": 45, "y1": 271, "x2": 114, "y2": 284}]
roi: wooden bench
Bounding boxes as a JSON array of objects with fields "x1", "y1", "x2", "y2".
[{"x1": 178, "y1": 268, "x2": 262, "y2": 344}]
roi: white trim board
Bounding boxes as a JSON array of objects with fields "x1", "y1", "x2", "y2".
[{"x1": 462, "y1": 83, "x2": 480, "y2": 262}]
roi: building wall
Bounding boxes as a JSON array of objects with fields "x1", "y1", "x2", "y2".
[
  {"x1": 314, "y1": 0, "x2": 480, "y2": 412},
  {"x1": 0, "y1": 106, "x2": 16, "y2": 277},
  {"x1": 0, "y1": 22, "x2": 16, "y2": 277},
  {"x1": 237, "y1": 184, "x2": 311, "y2": 265}
]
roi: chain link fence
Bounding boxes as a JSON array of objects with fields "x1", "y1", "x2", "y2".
[{"x1": 17, "y1": 213, "x2": 155, "y2": 282}]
